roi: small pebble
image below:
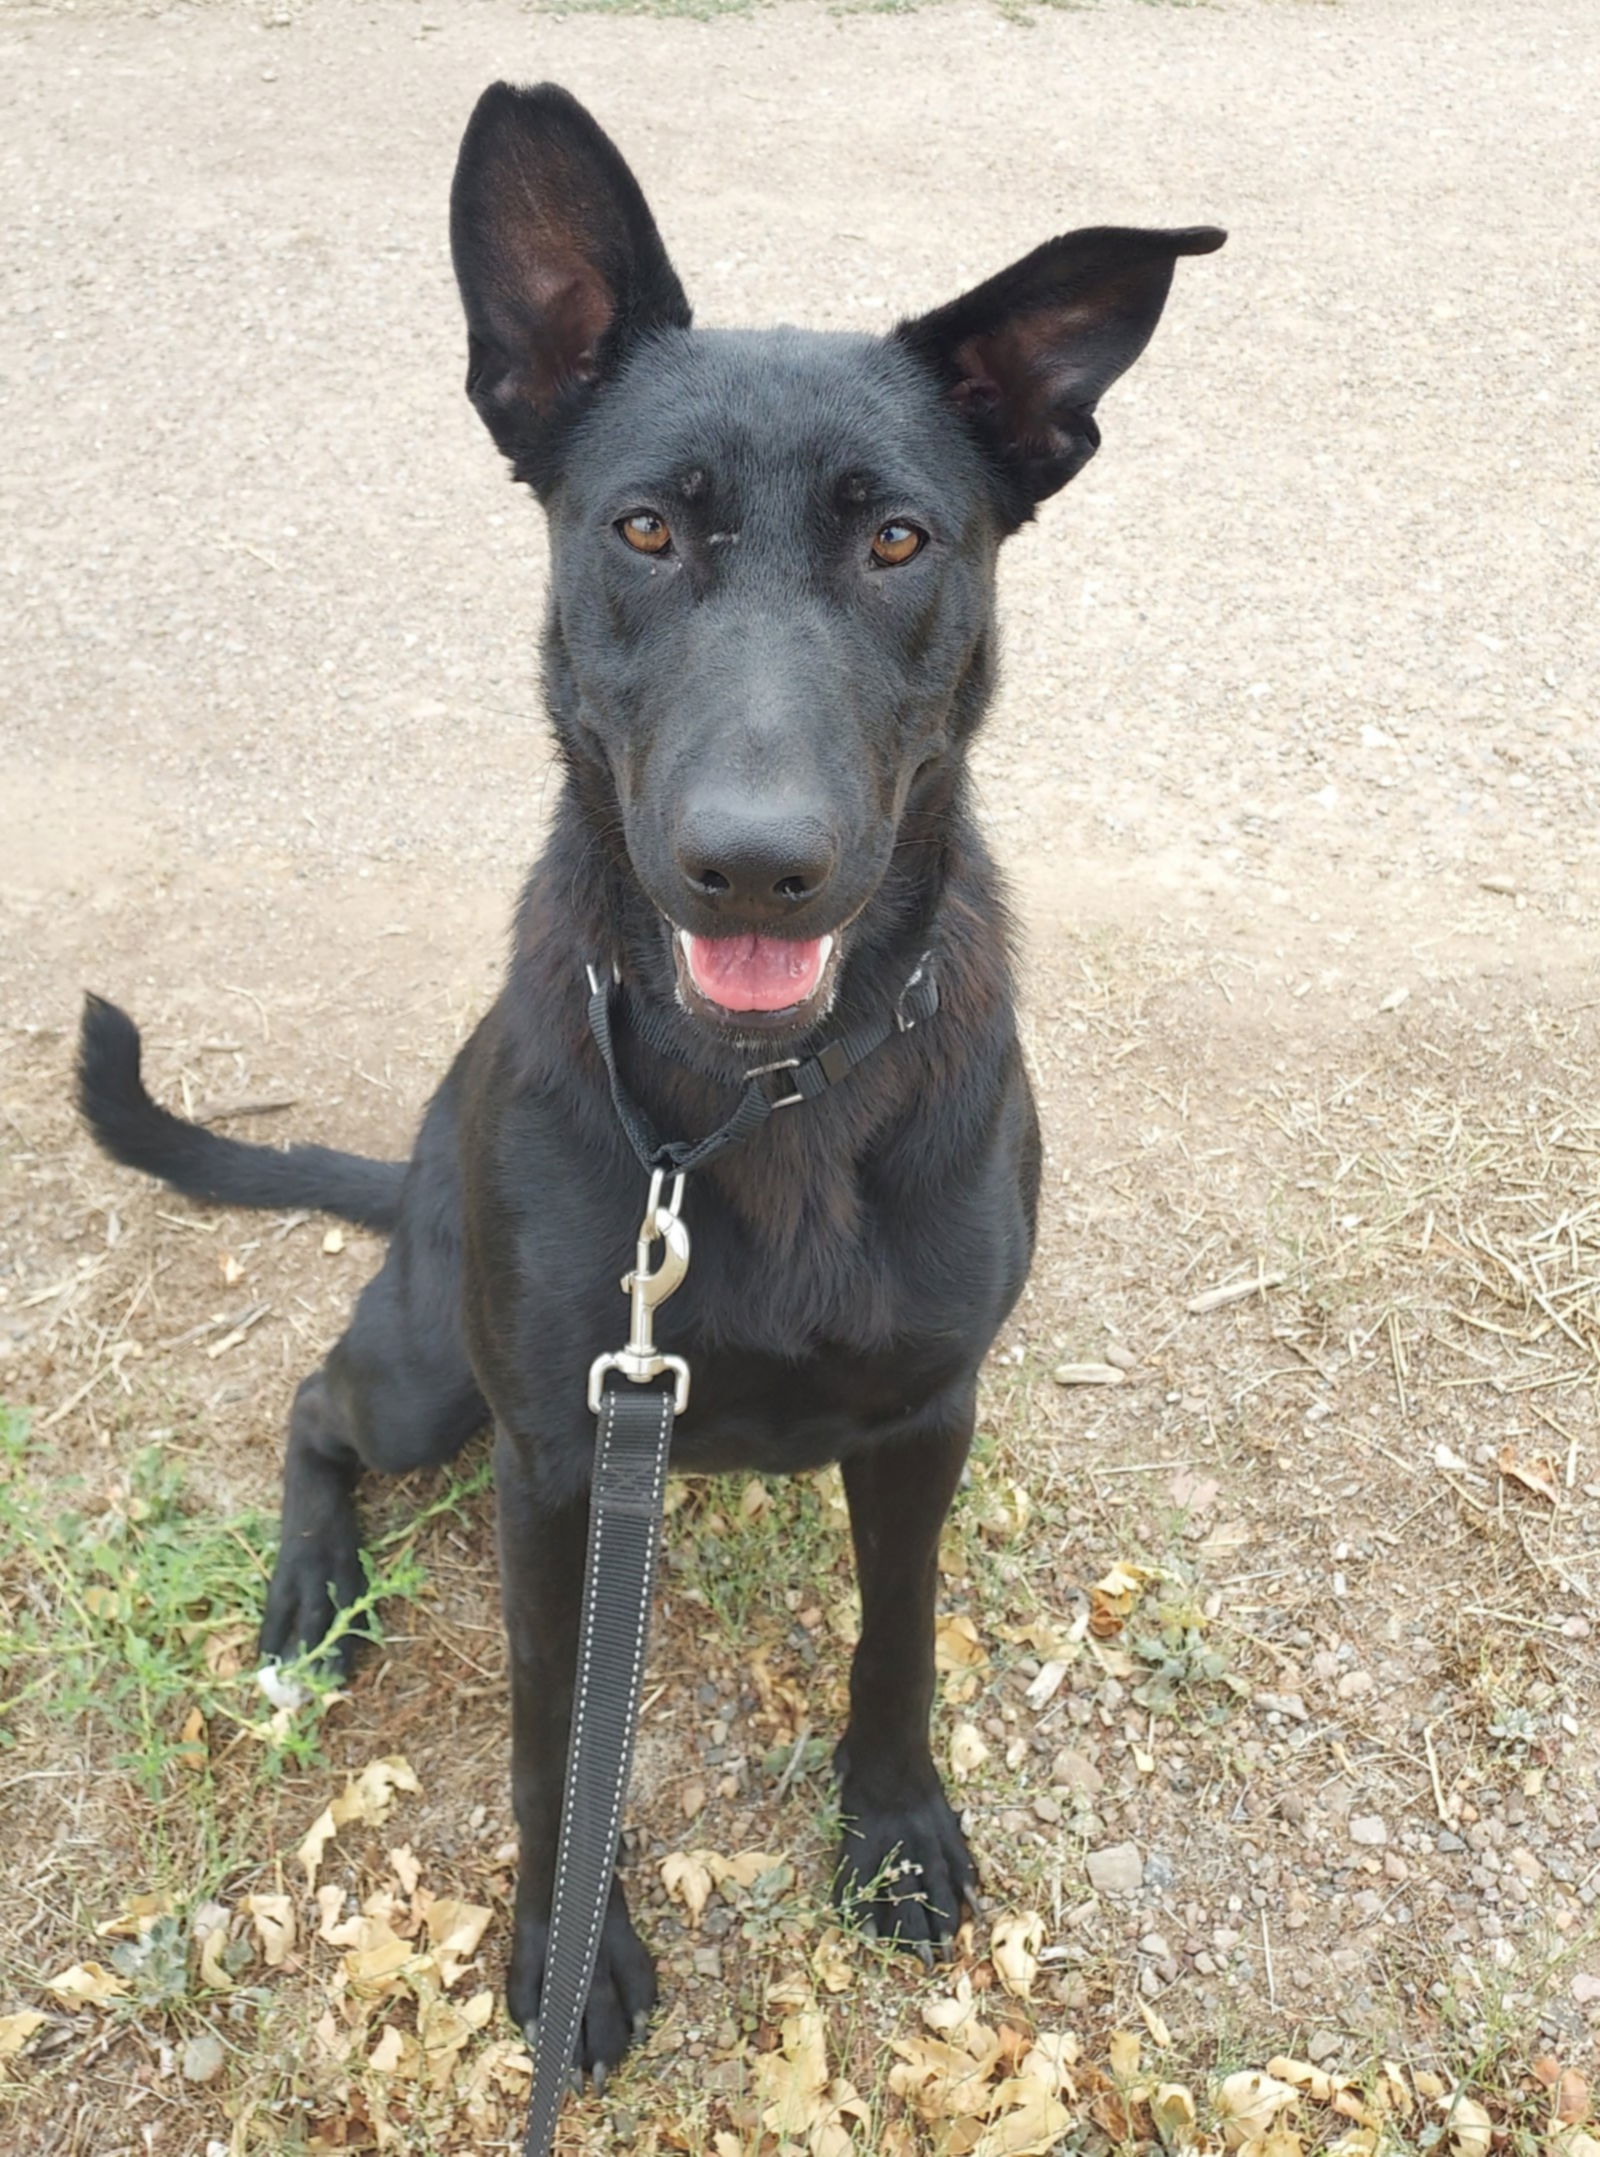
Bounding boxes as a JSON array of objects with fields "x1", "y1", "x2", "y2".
[
  {"x1": 1051, "y1": 1749, "x2": 1104, "y2": 1795},
  {"x1": 1085, "y1": 1842, "x2": 1144, "y2": 1895},
  {"x1": 1349, "y1": 1814, "x2": 1388, "y2": 1846}
]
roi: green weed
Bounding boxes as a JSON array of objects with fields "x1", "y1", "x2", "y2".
[
  {"x1": 0, "y1": 1406, "x2": 477, "y2": 1889},
  {"x1": 669, "y1": 1469, "x2": 848, "y2": 1643}
]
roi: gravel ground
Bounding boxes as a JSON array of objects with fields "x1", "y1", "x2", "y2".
[
  {"x1": 3, "y1": 2, "x2": 1600, "y2": 2149},
  {"x1": 3, "y1": 0, "x2": 1598, "y2": 984}
]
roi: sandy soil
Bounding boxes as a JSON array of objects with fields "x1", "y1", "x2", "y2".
[{"x1": 3, "y1": 2, "x2": 1599, "y2": 2151}]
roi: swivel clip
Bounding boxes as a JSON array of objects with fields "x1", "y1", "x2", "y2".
[{"x1": 587, "y1": 1169, "x2": 692, "y2": 1414}]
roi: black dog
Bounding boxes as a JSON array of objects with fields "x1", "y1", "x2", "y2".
[{"x1": 78, "y1": 83, "x2": 1222, "y2": 2077}]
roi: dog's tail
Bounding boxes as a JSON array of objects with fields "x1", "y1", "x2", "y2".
[{"x1": 76, "y1": 994, "x2": 406, "y2": 1232}]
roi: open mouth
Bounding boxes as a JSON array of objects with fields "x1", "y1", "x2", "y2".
[{"x1": 673, "y1": 928, "x2": 841, "y2": 1029}]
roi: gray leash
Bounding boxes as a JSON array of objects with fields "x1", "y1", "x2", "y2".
[
  {"x1": 523, "y1": 956, "x2": 939, "y2": 2153},
  {"x1": 523, "y1": 1171, "x2": 688, "y2": 2156}
]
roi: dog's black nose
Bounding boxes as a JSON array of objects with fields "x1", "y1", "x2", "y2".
[{"x1": 675, "y1": 802, "x2": 837, "y2": 920}]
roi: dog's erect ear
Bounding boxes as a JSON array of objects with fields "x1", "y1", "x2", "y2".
[
  {"x1": 895, "y1": 224, "x2": 1225, "y2": 520},
  {"x1": 450, "y1": 82, "x2": 691, "y2": 477}
]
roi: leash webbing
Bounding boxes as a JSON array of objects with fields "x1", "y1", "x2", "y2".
[
  {"x1": 524, "y1": 948, "x2": 939, "y2": 2154},
  {"x1": 523, "y1": 1379, "x2": 675, "y2": 2156}
]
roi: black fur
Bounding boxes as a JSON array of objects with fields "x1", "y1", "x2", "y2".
[
  {"x1": 77, "y1": 994, "x2": 404, "y2": 1231},
  {"x1": 77, "y1": 82, "x2": 1222, "y2": 2080}
]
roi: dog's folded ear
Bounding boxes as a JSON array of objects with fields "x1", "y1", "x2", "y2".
[
  {"x1": 895, "y1": 225, "x2": 1225, "y2": 522},
  {"x1": 450, "y1": 83, "x2": 691, "y2": 483}
]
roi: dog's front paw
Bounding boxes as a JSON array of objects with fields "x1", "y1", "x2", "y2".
[
  {"x1": 259, "y1": 1512, "x2": 365, "y2": 1679},
  {"x1": 834, "y1": 1775, "x2": 979, "y2": 1961},
  {"x1": 509, "y1": 1883, "x2": 658, "y2": 2083}
]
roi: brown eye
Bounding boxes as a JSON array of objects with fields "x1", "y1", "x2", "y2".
[
  {"x1": 618, "y1": 511, "x2": 672, "y2": 555},
  {"x1": 870, "y1": 521, "x2": 926, "y2": 568}
]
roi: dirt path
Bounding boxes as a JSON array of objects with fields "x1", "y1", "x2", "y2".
[{"x1": 3, "y1": 2, "x2": 1599, "y2": 2151}]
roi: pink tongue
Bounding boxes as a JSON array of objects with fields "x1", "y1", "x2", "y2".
[{"x1": 682, "y1": 933, "x2": 828, "y2": 1013}]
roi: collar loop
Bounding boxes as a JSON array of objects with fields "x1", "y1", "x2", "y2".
[{"x1": 584, "y1": 951, "x2": 938, "y2": 1178}]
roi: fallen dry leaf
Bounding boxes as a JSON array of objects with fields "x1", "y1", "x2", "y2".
[
  {"x1": 243, "y1": 1892, "x2": 296, "y2": 1968},
  {"x1": 709, "y1": 1848, "x2": 787, "y2": 1890},
  {"x1": 1257, "y1": 2131, "x2": 1308, "y2": 2157},
  {"x1": 976, "y1": 1482, "x2": 1032, "y2": 1543},
  {"x1": 1332, "y1": 2089, "x2": 1384, "y2": 2130},
  {"x1": 661, "y1": 1851, "x2": 714, "y2": 1926},
  {"x1": 94, "y1": 1892, "x2": 174, "y2": 1940},
  {"x1": 1443, "y1": 2094, "x2": 1492, "y2": 2157},
  {"x1": 416, "y1": 1987, "x2": 495, "y2": 2089},
  {"x1": 1089, "y1": 1561, "x2": 1155, "y2": 1639},
  {"x1": 1108, "y1": 2029, "x2": 1143, "y2": 2081},
  {"x1": 811, "y1": 1928, "x2": 854, "y2": 1994},
  {"x1": 298, "y1": 1756, "x2": 421, "y2": 1887},
  {"x1": 1215, "y1": 2069, "x2": 1299, "y2": 2146},
  {"x1": 972, "y1": 2079, "x2": 1072, "y2": 2156},
  {"x1": 0, "y1": 2010, "x2": 48, "y2": 2059},
  {"x1": 1152, "y1": 2082, "x2": 1198, "y2": 2149},
  {"x1": 369, "y1": 2022, "x2": 421, "y2": 2076},
  {"x1": 1019, "y1": 2031, "x2": 1079, "y2": 2097},
  {"x1": 176, "y1": 1703, "x2": 208, "y2": 1770},
  {"x1": 45, "y1": 1961, "x2": 128, "y2": 2007},
  {"x1": 341, "y1": 1923, "x2": 417, "y2": 1993},
  {"x1": 1555, "y1": 2072, "x2": 1589, "y2": 2126},
  {"x1": 936, "y1": 1613, "x2": 990, "y2": 1673},
  {"x1": 1378, "y1": 2060, "x2": 1411, "y2": 2115},
  {"x1": 753, "y1": 2008, "x2": 830, "y2": 2137},
  {"x1": 993, "y1": 1615, "x2": 1083, "y2": 1662},
  {"x1": 1269, "y1": 2057, "x2": 1350, "y2": 2106},
  {"x1": 922, "y1": 1976, "x2": 988, "y2": 2042},
  {"x1": 195, "y1": 1907, "x2": 236, "y2": 1992},
  {"x1": 1140, "y1": 2000, "x2": 1173, "y2": 2049},
  {"x1": 891, "y1": 2034, "x2": 998, "y2": 2122},
  {"x1": 990, "y1": 1913, "x2": 1044, "y2": 2000},
  {"x1": 421, "y1": 1896, "x2": 493, "y2": 1986},
  {"x1": 750, "y1": 1648, "x2": 810, "y2": 1742}
]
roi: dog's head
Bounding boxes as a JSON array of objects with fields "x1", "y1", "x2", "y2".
[{"x1": 451, "y1": 83, "x2": 1222, "y2": 1040}]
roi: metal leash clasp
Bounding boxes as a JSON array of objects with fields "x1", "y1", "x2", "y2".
[{"x1": 587, "y1": 1168, "x2": 692, "y2": 1415}]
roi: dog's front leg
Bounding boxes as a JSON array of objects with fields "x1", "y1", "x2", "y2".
[
  {"x1": 834, "y1": 1402, "x2": 980, "y2": 1959},
  {"x1": 496, "y1": 1426, "x2": 658, "y2": 2078}
]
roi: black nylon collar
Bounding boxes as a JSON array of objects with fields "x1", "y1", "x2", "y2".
[{"x1": 585, "y1": 951, "x2": 938, "y2": 1177}]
